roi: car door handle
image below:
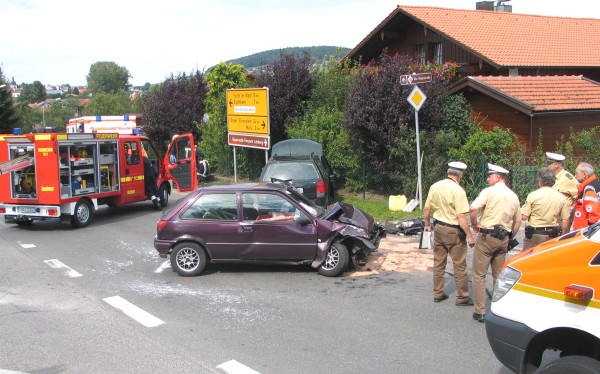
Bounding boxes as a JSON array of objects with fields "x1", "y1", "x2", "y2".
[{"x1": 241, "y1": 226, "x2": 253, "y2": 232}]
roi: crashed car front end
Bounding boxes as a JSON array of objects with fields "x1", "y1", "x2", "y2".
[{"x1": 312, "y1": 202, "x2": 386, "y2": 268}]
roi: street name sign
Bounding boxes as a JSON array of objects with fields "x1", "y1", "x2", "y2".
[
  {"x1": 400, "y1": 73, "x2": 432, "y2": 85},
  {"x1": 228, "y1": 133, "x2": 270, "y2": 150}
]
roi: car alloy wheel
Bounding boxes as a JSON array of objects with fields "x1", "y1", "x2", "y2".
[{"x1": 170, "y1": 242, "x2": 207, "y2": 277}]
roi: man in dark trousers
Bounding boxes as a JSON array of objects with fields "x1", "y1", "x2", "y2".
[
  {"x1": 423, "y1": 161, "x2": 475, "y2": 306},
  {"x1": 142, "y1": 148, "x2": 161, "y2": 210}
]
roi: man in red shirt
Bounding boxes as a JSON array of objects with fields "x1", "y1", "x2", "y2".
[{"x1": 573, "y1": 162, "x2": 600, "y2": 230}]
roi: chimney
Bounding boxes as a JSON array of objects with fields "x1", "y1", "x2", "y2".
[{"x1": 476, "y1": 1, "x2": 512, "y2": 12}]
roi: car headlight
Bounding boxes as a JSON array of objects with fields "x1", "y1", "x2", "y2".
[{"x1": 492, "y1": 266, "x2": 521, "y2": 302}]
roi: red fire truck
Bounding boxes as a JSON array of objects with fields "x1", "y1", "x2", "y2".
[{"x1": 0, "y1": 131, "x2": 197, "y2": 228}]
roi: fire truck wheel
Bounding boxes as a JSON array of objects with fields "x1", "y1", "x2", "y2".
[
  {"x1": 71, "y1": 199, "x2": 93, "y2": 228},
  {"x1": 170, "y1": 242, "x2": 207, "y2": 276},
  {"x1": 536, "y1": 356, "x2": 600, "y2": 373},
  {"x1": 159, "y1": 184, "x2": 169, "y2": 207}
]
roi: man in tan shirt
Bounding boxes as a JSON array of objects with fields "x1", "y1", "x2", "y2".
[
  {"x1": 546, "y1": 152, "x2": 578, "y2": 207},
  {"x1": 521, "y1": 167, "x2": 570, "y2": 250},
  {"x1": 469, "y1": 164, "x2": 521, "y2": 323},
  {"x1": 423, "y1": 162, "x2": 475, "y2": 306}
]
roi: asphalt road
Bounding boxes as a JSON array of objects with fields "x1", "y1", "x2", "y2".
[{"x1": 0, "y1": 191, "x2": 514, "y2": 374}]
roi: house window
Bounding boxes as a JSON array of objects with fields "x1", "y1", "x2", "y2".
[
  {"x1": 433, "y1": 43, "x2": 442, "y2": 64},
  {"x1": 416, "y1": 44, "x2": 425, "y2": 65}
]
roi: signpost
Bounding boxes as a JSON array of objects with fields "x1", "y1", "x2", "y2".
[
  {"x1": 406, "y1": 83, "x2": 428, "y2": 211},
  {"x1": 226, "y1": 88, "x2": 271, "y2": 181},
  {"x1": 400, "y1": 73, "x2": 432, "y2": 86}
]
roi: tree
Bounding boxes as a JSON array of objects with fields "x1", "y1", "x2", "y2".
[
  {"x1": 199, "y1": 63, "x2": 249, "y2": 175},
  {"x1": 83, "y1": 91, "x2": 131, "y2": 116},
  {"x1": 72, "y1": 87, "x2": 80, "y2": 95},
  {"x1": 86, "y1": 61, "x2": 131, "y2": 95},
  {"x1": 255, "y1": 51, "x2": 313, "y2": 145},
  {"x1": 0, "y1": 68, "x2": 18, "y2": 133},
  {"x1": 142, "y1": 70, "x2": 209, "y2": 153},
  {"x1": 343, "y1": 51, "x2": 458, "y2": 194},
  {"x1": 18, "y1": 81, "x2": 46, "y2": 104}
]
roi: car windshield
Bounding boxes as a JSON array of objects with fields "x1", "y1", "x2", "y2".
[
  {"x1": 285, "y1": 186, "x2": 326, "y2": 217},
  {"x1": 263, "y1": 162, "x2": 319, "y2": 180}
]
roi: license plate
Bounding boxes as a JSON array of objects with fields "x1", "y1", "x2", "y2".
[{"x1": 18, "y1": 207, "x2": 37, "y2": 213}]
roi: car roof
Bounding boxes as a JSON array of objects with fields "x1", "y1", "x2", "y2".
[{"x1": 199, "y1": 182, "x2": 287, "y2": 192}]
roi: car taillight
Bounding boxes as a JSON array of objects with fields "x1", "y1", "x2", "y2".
[
  {"x1": 157, "y1": 220, "x2": 169, "y2": 235},
  {"x1": 0, "y1": 207, "x2": 5, "y2": 214},
  {"x1": 316, "y1": 180, "x2": 326, "y2": 194}
]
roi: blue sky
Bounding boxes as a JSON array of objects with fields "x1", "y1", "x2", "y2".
[{"x1": 1, "y1": 0, "x2": 598, "y2": 86}]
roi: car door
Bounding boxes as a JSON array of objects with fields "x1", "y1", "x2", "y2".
[
  {"x1": 119, "y1": 138, "x2": 146, "y2": 204},
  {"x1": 239, "y1": 191, "x2": 318, "y2": 261},
  {"x1": 164, "y1": 133, "x2": 197, "y2": 192}
]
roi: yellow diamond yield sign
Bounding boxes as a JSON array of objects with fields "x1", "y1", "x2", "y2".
[{"x1": 408, "y1": 85, "x2": 426, "y2": 111}]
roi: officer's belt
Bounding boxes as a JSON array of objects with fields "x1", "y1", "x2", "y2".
[
  {"x1": 530, "y1": 226, "x2": 558, "y2": 235},
  {"x1": 433, "y1": 220, "x2": 460, "y2": 229}
]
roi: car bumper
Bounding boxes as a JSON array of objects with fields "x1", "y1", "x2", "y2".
[
  {"x1": 485, "y1": 311, "x2": 537, "y2": 373},
  {"x1": 154, "y1": 236, "x2": 174, "y2": 258}
]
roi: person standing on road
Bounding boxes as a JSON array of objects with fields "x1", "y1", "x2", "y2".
[
  {"x1": 572, "y1": 162, "x2": 600, "y2": 231},
  {"x1": 142, "y1": 147, "x2": 161, "y2": 211},
  {"x1": 423, "y1": 162, "x2": 476, "y2": 306},
  {"x1": 469, "y1": 164, "x2": 521, "y2": 323},
  {"x1": 546, "y1": 152, "x2": 579, "y2": 207},
  {"x1": 521, "y1": 167, "x2": 570, "y2": 250}
]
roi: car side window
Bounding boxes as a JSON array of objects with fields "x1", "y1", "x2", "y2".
[
  {"x1": 181, "y1": 193, "x2": 238, "y2": 221},
  {"x1": 242, "y1": 193, "x2": 299, "y2": 223}
]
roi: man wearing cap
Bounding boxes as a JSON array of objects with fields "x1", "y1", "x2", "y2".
[
  {"x1": 423, "y1": 162, "x2": 476, "y2": 306},
  {"x1": 573, "y1": 162, "x2": 600, "y2": 230},
  {"x1": 521, "y1": 167, "x2": 570, "y2": 250},
  {"x1": 469, "y1": 164, "x2": 521, "y2": 323},
  {"x1": 546, "y1": 152, "x2": 578, "y2": 207}
]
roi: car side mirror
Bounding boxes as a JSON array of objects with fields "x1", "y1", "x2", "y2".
[{"x1": 295, "y1": 215, "x2": 311, "y2": 225}]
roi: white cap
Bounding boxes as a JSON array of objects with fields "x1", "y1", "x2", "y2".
[
  {"x1": 487, "y1": 163, "x2": 509, "y2": 175},
  {"x1": 448, "y1": 161, "x2": 467, "y2": 171},
  {"x1": 546, "y1": 152, "x2": 565, "y2": 162}
]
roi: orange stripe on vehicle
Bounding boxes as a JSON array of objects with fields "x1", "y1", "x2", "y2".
[{"x1": 514, "y1": 283, "x2": 600, "y2": 309}]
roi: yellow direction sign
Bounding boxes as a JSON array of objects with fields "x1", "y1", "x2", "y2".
[{"x1": 226, "y1": 88, "x2": 269, "y2": 135}]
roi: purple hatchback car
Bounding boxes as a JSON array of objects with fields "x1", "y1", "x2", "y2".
[{"x1": 154, "y1": 182, "x2": 385, "y2": 277}]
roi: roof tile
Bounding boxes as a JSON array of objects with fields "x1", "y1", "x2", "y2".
[
  {"x1": 398, "y1": 6, "x2": 600, "y2": 67},
  {"x1": 469, "y1": 75, "x2": 600, "y2": 111}
]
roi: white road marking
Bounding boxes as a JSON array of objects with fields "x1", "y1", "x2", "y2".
[
  {"x1": 217, "y1": 360, "x2": 262, "y2": 374},
  {"x1": 17, "y1": 242, "x2": 36, "y2": 249},
  {"x1": 0, "y1": 369, "x2": 29, "y2": 373},
  {"x1": 103, "y1": 296, "x2": 165, "y2": 328},
  {"x1": 43, "y1": 259, "x2": 83, "y2": 278},
  {"x1": 154, "y1": 260, "x2": 171, "y2": 273}
]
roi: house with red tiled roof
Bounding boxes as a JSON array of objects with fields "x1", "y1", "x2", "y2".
[
  {"x1": 344, "y1": 5, "x2": 600, "y2": 154},
  {"x1": 448, "y1": 75, "x2": 600, "y2": 151}
]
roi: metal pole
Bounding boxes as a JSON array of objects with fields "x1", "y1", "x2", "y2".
[
  {"x1": 233, "y1": 147, "x2": 237, "y2": 183},
  {"x1": 415, "y1": 110, "x2": 422, "y2": 210}
]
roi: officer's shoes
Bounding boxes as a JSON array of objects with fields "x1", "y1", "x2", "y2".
[
  {"x1": 472, "y1": 313, "x2": 486, "y2": 323},
  {"x1": 434, "y1": 294, "x2": 449, "y2": 303},
  {"x1": 152, "y1": 197, "x2": 162, "y2": 210}
]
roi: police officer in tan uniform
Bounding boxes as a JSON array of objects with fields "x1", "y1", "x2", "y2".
[
  {"x1": 423, "y1": 162, "x2": 475, "y2": 306},
  {"x1": 546, "y1": 152, "x2": 578, "y2": 207},
  {"x1": 521, "y1": 167, "x2": 570, "y2": 250},
  {"x1": 469, "y1": 164, "x2": 522, "y2": 323}
]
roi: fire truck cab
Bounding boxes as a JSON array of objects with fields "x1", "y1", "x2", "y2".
[{"x1": 0, "y1": 131, "x2": 197, "y2": 228}]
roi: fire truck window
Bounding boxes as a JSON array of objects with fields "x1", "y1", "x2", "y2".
[{"x1": 124, "y1": 142, "x2": 140, "y2": 165}]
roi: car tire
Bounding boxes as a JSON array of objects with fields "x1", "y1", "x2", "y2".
[
  {"x1": 159, "y1": 183, "x2": 169, "y2": 207},
  {"x1": 71, "y1": 199, "x2": 93, "y2": 228},
  {"x1": 535, "y1": 355, "x2": 600, "y2": 374},
  {"x1": 318, "y1": 242, "x2": 349, "y2": 277},
  {"x1": 170, "y1": 242, "x2": 207, "y2": 277}
]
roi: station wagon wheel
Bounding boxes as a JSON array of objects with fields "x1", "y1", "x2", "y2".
[
  {"x1": 71, "y1": 199, "x2": 93, "y2": 228},
  {"x1": 318, "y1": 242, "x2": 349, "y2": 277},
  {"x1": 170, "y1": 242, "x2": 207, "y2": 277}
]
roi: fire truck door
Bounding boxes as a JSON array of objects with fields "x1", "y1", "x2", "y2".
[
  {"x1": 164, "y1": 133, "x2": 197, "y2": 192},
  {"x1": 120, "y1": 140, "x2": 146, "y2": 203}
]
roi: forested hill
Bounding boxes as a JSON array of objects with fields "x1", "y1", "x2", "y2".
[{"x1": 226, "y1": 46, "x2": 351, "y2": 68}]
